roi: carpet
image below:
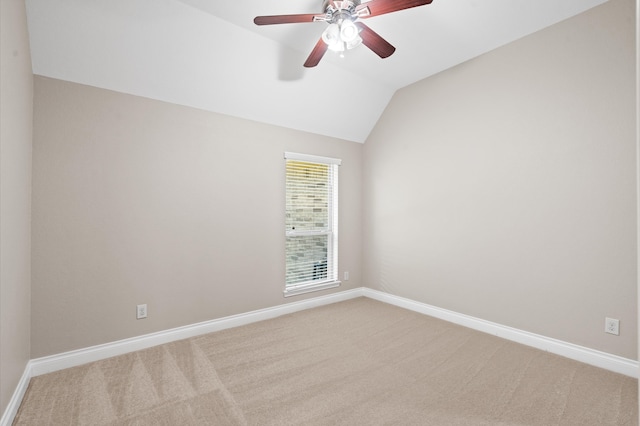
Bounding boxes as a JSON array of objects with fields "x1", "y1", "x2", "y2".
[{"x1": 14, "y1": 297, "x2": 638, "y2": 425}]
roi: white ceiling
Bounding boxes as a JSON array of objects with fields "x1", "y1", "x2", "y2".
[{"x1": 25, "y1": 0, "x2": 607, "y2": 143}]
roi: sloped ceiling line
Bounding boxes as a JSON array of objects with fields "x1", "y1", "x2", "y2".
[{"x1": 25, "y1": 0, "x2": 607, "y2": 143}]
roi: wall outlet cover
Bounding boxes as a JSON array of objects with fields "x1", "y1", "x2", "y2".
[
  {"x1": 137, "y1": 304, "x2": 148, "y2": 319},
  {"x1": 605, "y1": 317, "x2": 619, "y2": 335}
]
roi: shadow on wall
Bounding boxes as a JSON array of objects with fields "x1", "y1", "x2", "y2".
[{"x1": 278, "y1": 44, "x2": 306, "y2": 81}]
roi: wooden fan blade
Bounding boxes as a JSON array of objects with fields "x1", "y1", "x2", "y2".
[
  {"x1": 254, "y1": 13, "x2": 326, "y2": 25},
  {"x1": 356, "y1": 0, "x2": 432, "y2": 18},
  {"x1": 355, "y1": 22, "x2": 395, "y2": 58},
  {"x1": 304, "y1": 37, "x2": 329, "y2": 68}
]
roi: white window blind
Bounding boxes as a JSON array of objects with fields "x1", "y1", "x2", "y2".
[{"x1": 284, "y1": 152, "x2": 340, "y2": 296}]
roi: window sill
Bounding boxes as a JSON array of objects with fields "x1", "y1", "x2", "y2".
[{"x1": 283, "y1": 281, "x2": 341, "y2": 298}]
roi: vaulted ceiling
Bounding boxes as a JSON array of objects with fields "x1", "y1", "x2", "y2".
[{"x1": 24, "y1": 0, "x2": 607, "y2": 142}]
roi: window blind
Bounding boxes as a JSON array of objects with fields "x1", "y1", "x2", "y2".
[{"x1": 284, "y1": 153, "x2": 340, "y2": 295}]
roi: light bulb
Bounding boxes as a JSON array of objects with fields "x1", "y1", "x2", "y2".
[{"x1": 340, "y1": 20, "x2": 358, "y2": 43}]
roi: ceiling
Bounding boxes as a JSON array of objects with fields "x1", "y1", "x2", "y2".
[{"x1": 24, "y1": 0, "x2": 607, "y2": 143}]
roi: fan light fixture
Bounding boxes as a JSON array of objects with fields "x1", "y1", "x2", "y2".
[
  {"x1": 253, "y1": 0, "x2": 434, "y2": 68},
  {"x1": 321, "y1": 19, "x2": 362, "y2": 53}
]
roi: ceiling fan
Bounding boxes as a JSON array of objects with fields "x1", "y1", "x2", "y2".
[{"x1": 254, "y1": 0, "x2": 433, "y2": 68}]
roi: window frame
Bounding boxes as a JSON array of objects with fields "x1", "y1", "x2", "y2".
[{"x1": 283, "y1": 152, "x2": 341, "y2": 297}]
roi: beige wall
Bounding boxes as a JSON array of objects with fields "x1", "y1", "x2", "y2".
[
  {"x1": 31, "y1": 77, "x2": 362, "y2": 357},
  {"x1": 22, "y1": 0, "x2": 639, "y2": 367},
  {"x1": 363, "y1": 0, "x2": 637, "y2": 359},
  {"x1": 0, "y1": 0, "x2": 33, "y2": 415}
]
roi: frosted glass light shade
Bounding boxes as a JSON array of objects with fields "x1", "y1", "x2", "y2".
[
  {"x1": 340, "y1": 20, "x2": 359, "y2": 43},
  {"x1": 322, "y1": 23, "x2": 340, "y2": 46}
]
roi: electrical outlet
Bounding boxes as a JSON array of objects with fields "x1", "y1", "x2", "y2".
[
  {"x1": 344, "y1": 271, "x2": 350, "y2": 281},
  {"x1": 136, "y1": 304, "x2": 147, "y2": 320},
  {"x1": 605, "y1": 317, "x2": 619, "y2": 335}
]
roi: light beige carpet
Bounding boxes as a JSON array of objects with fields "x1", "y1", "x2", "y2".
[{"x1": 14, "y1": 297, "x2": 638, "y2": 425}]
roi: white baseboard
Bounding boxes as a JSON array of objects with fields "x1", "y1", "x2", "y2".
[
  {"x1": 362, "y1": 288, "x2": 639, "y2": 379},
  {"x1": 29, "y1": 288, "x2": 365, "y2": 377},
  {"x1": 3, "y1": 286, "x2": 637, "y2": 425},
  {"x1": 0, "y1": 361, "x2": 32, "y2": 426}
]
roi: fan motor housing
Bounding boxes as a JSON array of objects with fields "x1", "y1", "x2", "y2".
[{"x1": 323, "y1": 0, "x2": 360, "y2": 16}]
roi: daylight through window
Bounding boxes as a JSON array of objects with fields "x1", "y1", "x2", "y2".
[{"x1": 284, "y1": 152, "x2": 340, "y2": 297}]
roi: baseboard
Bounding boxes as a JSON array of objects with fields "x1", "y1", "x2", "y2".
[
  {"x1": 27, "y1": 287, "x2": 639, "y2": 378},
  {"x1": 29, "y1": 287, "x2": 365, "y2": 377},
  {"x1": 0, "y1": 361, "x2": 32, "y2": 426},
  {"x1": 4, "y1": 286, "x2": 637, "y2": 425},
  {"x1": 2, "y1": 287, "x2": 364, "y2": 424},
  {"x1": 362, "y1": 288, "x2": 639, "y2": 378}
]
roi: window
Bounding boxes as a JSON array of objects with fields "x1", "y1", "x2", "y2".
[{"x1": 284, "y1": 152, "x2": 341, "y2": 297}]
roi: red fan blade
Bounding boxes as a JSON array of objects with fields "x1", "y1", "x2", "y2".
[
  {"x1": 355, "y1": 22, "x2": 395, "y2": 58},
  {"x1": 254, "y1": 13, "x2": 326, "y2": 25},
  {"x1": 356, "y1": 0, "x2": 432, "y2": 18},
  {"x1": 304, "y1": 37, "x2": 329, "y2": 68}
]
